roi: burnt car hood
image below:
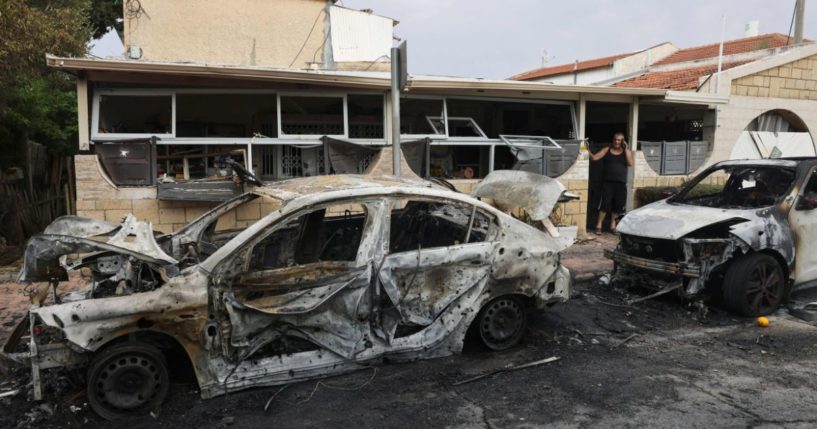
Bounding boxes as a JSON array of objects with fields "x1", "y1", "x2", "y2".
[
  {"x1": 471, "y1": 170, "x2": 566, "y2": 221},
  {"x1": 617, "y1": 200, "x2": 752, "y2": 240},
  {"x1": 18, "y1": 214, "x2": 177, "y2": 284}
]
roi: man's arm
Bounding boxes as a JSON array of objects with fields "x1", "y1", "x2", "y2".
[
  {"x1": 625, "y1": 149, "x2": 634, "y2": 167},
  {"x1": 589, "y1": 146, "x2": 609, "y2": 161}
]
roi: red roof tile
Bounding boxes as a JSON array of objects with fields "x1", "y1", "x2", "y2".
[
  {"x1": 613, "y1": 61, "x2": 751, "y2": 90},
  {"x1": 653, "y1": 33, "x2": 798, "y2": 65},
  {"x1": 510, "y1": 52, "x2": 633, "y2": 81}
]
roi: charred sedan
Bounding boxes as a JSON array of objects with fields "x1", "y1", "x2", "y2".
[
  {"x1": 606, "y1": 158, "x2": 817, "y2": 316},
  {"x1": 4, "y1": 172, "x2": 575, "y2": 419}
]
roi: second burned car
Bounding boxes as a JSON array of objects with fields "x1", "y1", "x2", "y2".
[
  {"x1": 5, "y1": 171, "x2": 575, "y2": 420},
  {"x1": 606, "y1": 158, "x2": 817, "y2": 316}
]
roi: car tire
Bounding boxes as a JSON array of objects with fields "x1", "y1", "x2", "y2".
[
  {"x1": 476, "y1": 295, "x2": 527, "y2": 351},
  {"x1": 87, "y1": 342, "x2": 170, "y2": 420},
  {"x1": 722, "y1": 253, "x2": 787, "y2": 317}
]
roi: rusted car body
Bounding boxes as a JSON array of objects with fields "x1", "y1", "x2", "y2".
[
  {"x1": 606, "y1": 158, "x2": 817, "y2": 316},
  {"x1": 3, "y1": 172, "x2": 575, "y2": 419}
]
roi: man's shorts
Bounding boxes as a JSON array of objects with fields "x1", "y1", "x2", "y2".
[{"x1": 600, "y1": 181, "x2": 627, "y2": 213}]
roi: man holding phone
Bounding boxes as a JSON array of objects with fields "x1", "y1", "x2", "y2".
[{"x1": 590, "y1": 132, "x2": 633, "y2": 234}]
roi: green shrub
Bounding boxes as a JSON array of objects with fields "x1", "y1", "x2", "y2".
[{"x1": 635, "y1": 183, "x2": 723, "y2": 207}]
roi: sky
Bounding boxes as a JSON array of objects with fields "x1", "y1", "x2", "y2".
[
  {"x1": 340, "y1": 0, "x2": 817, "y2": 79},
  {"x1": 90, "y1": 1, "x2": 817, "y2": 80}
]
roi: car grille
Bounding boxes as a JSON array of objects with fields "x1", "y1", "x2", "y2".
[{"x1": 619, "y1": 234, "x2": 683, "y2": 262}]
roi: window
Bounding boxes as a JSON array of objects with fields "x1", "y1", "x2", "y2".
[
  {"x1": 280, "y1": 96, "x2": 345, "y2": 136},
  {"x1": 445, "y1": 98, "x2": 574, "y2": 139},
  {"x1": 389, "y1": 199, "x2": 491, "y2": 253},
  {"x1": 97, "y1": 94, "x2": 172, "y2": 136},
  {"x1": 347, "y1": 94, "x2": 384, "y2": 139},
  {"x1": 250, "y1": 203, "x2": 367, "y2": 269},
  {"x1": 176, "y1": 93, "x2": 277, "y2": 138},
  {"x1": 156, "y1": 145, "x2": 247, "y2": 180},
  {"x1": 674, "y1": 166, "x2": 795, "y2": 209},
  {"x1": 400, "y1": 98, "x2": 444, "y2": 135}
]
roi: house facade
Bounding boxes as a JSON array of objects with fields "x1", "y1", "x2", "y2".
[{"x1": 56, "y1": 0, "x2": 731, "y2": 236}]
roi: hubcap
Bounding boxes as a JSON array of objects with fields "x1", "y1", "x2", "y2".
[
  {"x1": 94, "y1": 355, "x2": 162, "y2": 411},
  {"x1": 745, "y1": 261, "x2": 783, "y2": 314},
  {"x1": 480, "y1": 298, "x2": 523, "y2": 348}
]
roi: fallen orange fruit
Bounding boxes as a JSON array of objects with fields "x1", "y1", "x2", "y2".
[{"x1": 757, "y1": 316, "x2": 770, "y2": 327}]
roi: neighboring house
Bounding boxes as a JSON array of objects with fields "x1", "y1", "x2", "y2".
[
  {"x1": 512, "y1": 33, "x2": 817, "y2": 226},
  {"x1": 509, "y1": 42, "x2": 678, "y2": 85},
  {"x1": 52, "y1": 0, "x2": 742, "y2": 236}
]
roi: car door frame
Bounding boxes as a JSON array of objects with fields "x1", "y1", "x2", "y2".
[
  {"x1": 789, "y1": 164, "x2": 817, "y2": 285},
  {"x1": 206, "y1": 196, "x2": 385, "y2": 361},
  {"x1": 375, "y1": 195, "x2": 500, "y2": 346}
]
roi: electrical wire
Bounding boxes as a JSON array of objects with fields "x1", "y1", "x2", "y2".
[
  {"x1": 786, "y1": 0, "x2": 797, "y2": 45},
  {"x1": 289, "y1": 9, "x2": 326, "y2": 68}
]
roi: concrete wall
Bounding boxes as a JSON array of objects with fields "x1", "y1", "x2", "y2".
[{"x1": 123, "y1": 0, "x2": 328, "y2": 68}]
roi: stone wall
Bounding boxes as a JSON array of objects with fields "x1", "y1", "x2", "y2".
[
  {"x1": 74, "y1": 155, "x2": 272, "y2": 233},
  {"x1": 731, "y1": 54, "x2": 817, "y2": 100}
]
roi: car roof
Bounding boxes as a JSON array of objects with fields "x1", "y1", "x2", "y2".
[{"x1": 251, "y1": 174, "x2": 451, "y2": 201}]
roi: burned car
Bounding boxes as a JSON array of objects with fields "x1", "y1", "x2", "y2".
[
  {"x1": 606, "y1": 158, "x2": 817, "y2": 316},
  {"x1": 3, "y1": 171, "x2": 575, "y2": 419}
]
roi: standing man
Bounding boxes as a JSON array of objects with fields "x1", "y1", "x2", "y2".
[{"x1": 590, "y1": 132, "x2": 633, "y2": 234}]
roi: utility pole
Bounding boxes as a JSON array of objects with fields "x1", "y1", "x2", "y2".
[
  {"x1": 391, "y1": 41, "x2": 407, "y2": 177},
  {"x1": 795, "y1": 0, "x2": 806, "y2": 44}
]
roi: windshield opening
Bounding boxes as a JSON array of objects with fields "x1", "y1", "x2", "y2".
[{"x1": 672, "y1": 166, "x2": 795, "y2": 209}]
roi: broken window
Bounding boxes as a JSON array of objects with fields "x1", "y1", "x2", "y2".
[
  {"x1": 400, "y1": 98, "x2": 444, "y2": 135},
  {"x1": 249, "y1": 203, "x2": 367, "y2": 269},
  {"x1": 176, "y1": 93, "x2": 277, "y2": 138},
  {"x1": 347, "y1": 94, "x2": 385, "y2": 139},
  {"x1": 674, "y1": 166, "x2": 795, "y2": 209},
  {"x1": 445, "y1": 98, "x2": 574, "y2": 139},
  {"x1": 97, "y1": 94, "x2": 172, "y2": 135},
  {"x1": 280, "y1": 96, "x2": 345, "y2": 136},
  {"x1": 389, "y1": 199, "x2": 491, "y2": 253},
  {"x1": 156, "y1": 145, "x2": 247, "y2": 180},
  {"x1": 429, "y1": 145, "x2": 490, "y2": 178}
]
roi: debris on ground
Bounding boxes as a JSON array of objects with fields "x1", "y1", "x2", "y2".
[{"x1": 453, "y1": 356, "x2": 560, "y2": 386}]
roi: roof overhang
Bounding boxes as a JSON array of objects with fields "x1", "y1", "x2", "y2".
[{"x1": 49, "y1": 55, "x2": 715, "y2": 103}]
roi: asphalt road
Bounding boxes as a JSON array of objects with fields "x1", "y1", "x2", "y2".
[{"x1": 4, "y1": 279, "x2": 817, "y2": 428}]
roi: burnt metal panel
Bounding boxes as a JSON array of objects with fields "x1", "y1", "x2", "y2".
[
  {"x1": 640, "y1": 141, "x2": 663, "y2": 174},
  {"x1": 157, "y1": 181, "x2": 244, "y2": 202},
  {"x1": 95, "y1": 140, "x2": 156, "y2": 186},
  {"x1": 661, "y1": 141, "x2": 688, "y2": 175}
]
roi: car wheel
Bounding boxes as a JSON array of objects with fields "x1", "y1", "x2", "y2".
[
  {"x1": 723, "y1": 253, "x2": 787, "y2": 317},
  {"x1": 476, "y1": 296, "x2": 527, "y2": 351},
  {"x1": 87, "y1": 342, "x2": 169, "y2": 420}
]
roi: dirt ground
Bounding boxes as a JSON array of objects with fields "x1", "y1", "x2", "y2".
[{"x1": 3, "y1": 235, "x2": 817, "y2": 428}]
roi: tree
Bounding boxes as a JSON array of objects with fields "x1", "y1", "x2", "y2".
[
  {"x1": 0, "y1": 0, "x2": 92, "y2": 168},
  {"x1": 89, "y1": 0, "x2": 123, "y2": 40}
]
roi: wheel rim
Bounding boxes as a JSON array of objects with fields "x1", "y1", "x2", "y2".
[
  {"x1": 479, "y1": 298, "x2": 524, "y2": 349},
  {"x1": 745, "y1": 260, "x2": 783, "y2": 314},
  {"x1": 92, "y1": 353, "x2": 163, "y2": 412}
]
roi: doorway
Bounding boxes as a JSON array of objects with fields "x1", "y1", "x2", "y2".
[{"x1": 585, "y1": 102, "x2": 630, "y2": 231}]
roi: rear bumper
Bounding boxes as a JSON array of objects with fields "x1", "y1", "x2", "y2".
[
  {"x1": 534, "y1": 264, "x2": 571, "y2": 308},
  {"x1": 604, "y1": 249, "x2": 701, "y2": 278}
]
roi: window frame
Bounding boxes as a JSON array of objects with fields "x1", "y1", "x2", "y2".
[
  {"x1": 92, "y1": 89, "x2": 176, "y2": 140},
  {"x1": 277, "y1": 92, "x2": 349, "y2": 139},
  {"x1": 386, "y1": 196, "x2": 496, "y2": 255}
]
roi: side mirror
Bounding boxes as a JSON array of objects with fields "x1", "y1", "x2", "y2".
[{"x1": 795, "y1": 195, "x2": 817, "y2": 211}]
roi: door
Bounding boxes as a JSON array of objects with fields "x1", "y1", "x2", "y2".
[
  {"x1": 377, "y1": 198, "x2": 497, "y2": 341},
  {"x1": 215, "y1": 201, "x2": 376, "y2": 360},
  {"x1": 789, "y1": 167, "x2": 817, "y2": 284}
]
